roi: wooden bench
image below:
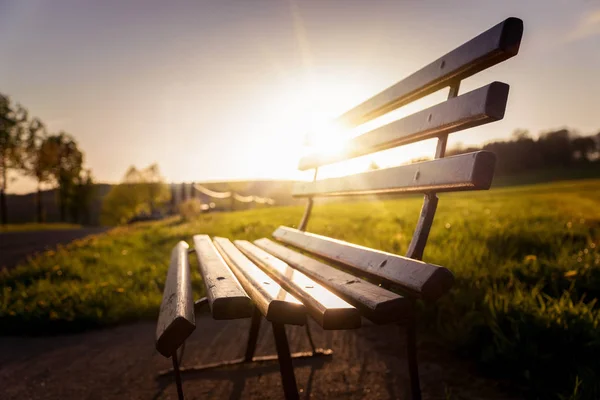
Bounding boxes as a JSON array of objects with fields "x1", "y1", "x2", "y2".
[{"x1": 155, "y1": 17, "x2": 523, "y2": 400}]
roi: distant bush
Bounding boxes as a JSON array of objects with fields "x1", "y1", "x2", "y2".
[
  {"x1": 178, "y1": 199, "x2": 203, "y2": 222},
  {"x1": 101, "y1": 164, "x2": 170, "y2": 225}
]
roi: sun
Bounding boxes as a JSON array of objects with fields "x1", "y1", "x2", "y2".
[
  {"x1": 248, "y1": 72, "x2": 437, "y2": 182},
  {"x1": 303, "y1": 120, "x2": 347, "y2": 157}
]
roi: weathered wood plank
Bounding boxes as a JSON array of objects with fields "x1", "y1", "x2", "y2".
[
  {"x1": 235, "y1": 240, "x2": 361, "y2": 330},
  {"x1": 294, "y1": 151, "x2": 495, "y2": 197},
  {"x1": 272, "y1": 227, "x2": 454, "y2": 301},
  {"x1": 336, "y1": 17, "x2": 522, "y2": 128},
  {"x1": 300, "y1": 82, "x2": 508, "y2": 170},
  {"x1": 193, "y1": 235, "x2": 253, "y2": 320},
  {"x1": 254, "y1": 238, "x2": 410, "y2": 324},
  {"x1": 156, "y1": 241, "x2": 195, "y2": 357},
  {"x1": 213, "y1": 237, "x2": 306, "y2": 325}
]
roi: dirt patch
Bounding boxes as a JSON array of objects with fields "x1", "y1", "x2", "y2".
[{"x1": 0, "y1": 315, "x2": 522, "y2": 399}]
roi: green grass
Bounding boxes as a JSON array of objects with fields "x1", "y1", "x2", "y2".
[
  {"x1": 1, "y1": 178, "x2": 600, "y2": 398},
  {"x1": 0, "y1": 223, "x2": 82, "y2": 232}
]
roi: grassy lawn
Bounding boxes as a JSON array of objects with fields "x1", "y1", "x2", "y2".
[
  {"x1": 0, "y1": 223, "x2": 82, "y2": 232},
  {"x1": 1, "y1": 178, "x2": 599, "y2": 398}
]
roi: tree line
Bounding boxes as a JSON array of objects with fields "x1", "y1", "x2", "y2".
[
  {"x1": 440, "y1": 128, "x2": 599, "y2": 175},
  {"x1": 0, "y1": 93, "x2": 94, "y2": 225}
]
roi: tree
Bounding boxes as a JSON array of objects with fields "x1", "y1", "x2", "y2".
[
  {"x1": 23, "y1": 118, "x2": 54, "y2": 222},
  {"x1": 45, "y1": 132, "x2": 83, "y2": 222},
  {"x1": 511, "y1": 129, "x2": 531, "y2": 141},
  {"x1": 101, "y1": 164, "x2": 170, "y2": 225},
  {"x1": 70, "y1": 169, "x2": 95, "y2": 224},
  {"x1": 538, "y1": 129, "x2": 573, "y2": 167},
  {"x1": 0, "y1": 95, "x2": 27, "y2": 224},
  {"x1": 140, "y1": 163, "x2": 168, "y2": 213},
  {"x1": 571, "y1": 136, "x2": 596, "y2": 161}
]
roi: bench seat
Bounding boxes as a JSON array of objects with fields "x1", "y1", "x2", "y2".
[
  {"x1": 193, "y1": 235, "x2": 253, "y2": 319},
  {"x1": 271, "y1": 226, "x2": 455, "y2": 301},
  {"x1": 254, "y1": 237, "x2": 411, "y2": 324},
  {"x1": 213, "y1": 237, "x2": 307, "y2": 325},
  {"x1": 235, "y1": 240, "x2": 362, "y2": 329}
]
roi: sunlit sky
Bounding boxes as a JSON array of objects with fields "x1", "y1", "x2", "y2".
[{"x1": 1, "y1": 0, "x2": 599, "y2": 193}]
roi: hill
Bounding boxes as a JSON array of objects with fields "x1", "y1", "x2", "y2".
[{"x1": 4, "y1": 180, "x2": 302, "y2": 225}]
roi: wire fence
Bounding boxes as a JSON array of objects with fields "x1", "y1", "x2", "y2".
[
  {"x1": 170, "y1": 182, "x2": 275, "y2": 212},
  {"x1": 193, "y1": 184, "x2": 275, "y2": 205}
]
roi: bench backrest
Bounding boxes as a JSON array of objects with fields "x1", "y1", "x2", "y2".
[{"x1": 286, "y1": 18, "x2": 523, "y2": 295}]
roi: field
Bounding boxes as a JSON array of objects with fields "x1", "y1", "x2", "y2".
[{"x1": 1, "y1": 179, "x2": 599, "y2": 399}]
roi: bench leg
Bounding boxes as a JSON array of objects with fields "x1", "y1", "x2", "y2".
[
  {"x1": 158, "y1": 312, "x2": 332, "y2": 376},
  {"x1": 304, "y1": 323, "x2": 317, "y2": 353},
  {"x1": 406, "y1": 304, "x2": 422, "y2": 400},
  {"x1": 272, "y1": 323, "x2": 300, "y2": 400},
  {"x1": 171, "y1": 351, "x2": 185, "y2": 400},
  {"x1": 244, "y1": 307, "x2": 262, "y2": 361}
]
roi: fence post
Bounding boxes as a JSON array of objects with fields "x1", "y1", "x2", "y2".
[{"x1": 181, "y1": 183, "x2": 187, "y2": 203}]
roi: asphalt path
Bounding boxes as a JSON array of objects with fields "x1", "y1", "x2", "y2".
[{"x1": 0, "y1": 227, "x2": 110, "y2": 269}]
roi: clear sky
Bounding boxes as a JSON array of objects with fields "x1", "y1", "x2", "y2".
[{"x1": 1, "y1": 0, "x2": 599, "y2": 193}]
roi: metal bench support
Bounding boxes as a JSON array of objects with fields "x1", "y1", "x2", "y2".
[
  {"x1": 159, "y1": 302, "x2": 332, "y2": 399},
  {"x1": 406, "y1": 302, "x2": 421, "y2": 400},
  {"x1": 244, "y1": 307, "x2": 262, "y2": 361},
  {"x1": 272, "y1": 322, "x2": 300, "y2": 400}
]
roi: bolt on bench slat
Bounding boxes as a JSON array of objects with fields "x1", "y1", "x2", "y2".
[
  {"x1": 213, "y1": 237, "x2": 307, "y2": 326},
  {"x1": 254, "y1": 238, "x2": 410, "y2": 324},
  {"x1": 299, "y1": 82, "x2": 508, "y2": 171},
  {"x1": 156, "y1": 241, "x2": 196, "y2": 358},
  {"x1": 235, "y1": 240, "x2": 361, "y2": 330},
  {"x1": 294, "y1": 151, "x2": 495, "y2": 197},
  {"x1": 193, "y1": 235, "x2": 254, "y2": 319},
  {"x1": 272, "y1": 227, "x2": 454, "y2": 301}
]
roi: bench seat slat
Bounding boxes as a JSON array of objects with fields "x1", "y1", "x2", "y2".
[
  {"x1": 254, "y1": 238, "x2": 410, "y2": 324},
  {"x1": 193, "y1": 235, "x2": 253, "y2": 319},
  {"x1": 213, "y1": 237, "x2": 306, "y2": 325},
  {"x1": 235, "y1": 240, "x2": 361, "y2": 330},
  {"x1": 272, "y1": 227, "x2": 454, "y2": 301},
  {"x1": 336, "y1": 17, "x2": 523, "y2": 128},
  {"x1": 156, "y1": 241, "x2": 195, "y2": 357},
  {"x1": 294, "y1": 151, "x2": 495, "y2": 197},
  {"x1": 299, "y1": 82, "x2": 508, "y2": 171}
]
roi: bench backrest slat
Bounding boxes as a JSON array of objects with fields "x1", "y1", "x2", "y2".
[
  {"x1": 272, "y1": 227, "x2": 454, "y2": 300},
  {"x1": 335, "y1": 17, "x2": 523, "y2": 128},
  {"x1": 294, "y1": 150, "x2": 495, "y2": 197},
  {"x1": 298, "y1": 81, "x2": 508, "y2": 171},
  {"x1": 156, "y1": 241, "x2": 195, "y2": 357}
]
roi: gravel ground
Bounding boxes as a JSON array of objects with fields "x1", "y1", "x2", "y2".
[{"x1": 0, "y1": 315, "x2": 522, "y2": 400}]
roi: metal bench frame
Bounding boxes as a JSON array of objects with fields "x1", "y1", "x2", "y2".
[{"x1": 155, "y1": 17, "x2": 524, "y2": 400}]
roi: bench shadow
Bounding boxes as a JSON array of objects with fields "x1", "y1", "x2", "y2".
[{"x1": 154, "y1": 355, "x2": 331, "y2": 400}]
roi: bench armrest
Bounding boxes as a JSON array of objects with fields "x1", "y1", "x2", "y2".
[{"x1": 156, "y1": 241, "x2": 196, "y2": 357}]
